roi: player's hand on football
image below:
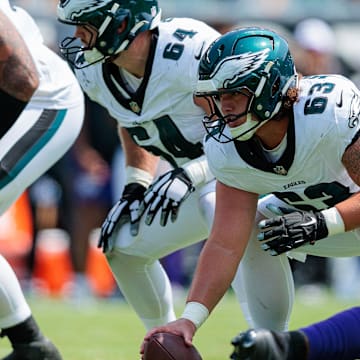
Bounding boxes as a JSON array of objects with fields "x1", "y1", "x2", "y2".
[
  {"x1": 140, "y1": 318, "x2": 196, "y2": 355},
  {"x1": 98, "y1": 183, "x2": 147, "y2": 253},
  {"x1": 140, "y1": 168, "x2": 195, "y2": 227},
  {"x1": 257, "y1": 210, "x2": 329, "y2": 255}
]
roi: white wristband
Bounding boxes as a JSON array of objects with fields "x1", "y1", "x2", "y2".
[
  {"x1": 321, "y1": 207, "x2": 345, "y2": 236},
  {"x1": 181, "y1": 301, "x2": 209, "y2": 329},
  {"x1": 125, "y1": 166, "x2": 153, "y2": 188},
  {"x1": 182, "y1": 155, "x2": 214, "y2": 187}
]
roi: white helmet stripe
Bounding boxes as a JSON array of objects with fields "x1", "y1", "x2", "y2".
[
  {"x1": 255, "y1": 61, "x2": 273, "y2": 97},
  {"x1": 98, "y1": 2, "x2": 119, "y2": 36}
]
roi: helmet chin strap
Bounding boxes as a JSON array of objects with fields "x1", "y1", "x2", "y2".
[
  {"x1": 84, "y1": 47, "x2": 105, "y2": 64},
  {"x1": 229, "y1": 113, "x2": 269, "y2": 141}
]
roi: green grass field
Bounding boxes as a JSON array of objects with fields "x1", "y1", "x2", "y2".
[{"x1": 0, "y1": 290, "x2": 357, "y2": 359}]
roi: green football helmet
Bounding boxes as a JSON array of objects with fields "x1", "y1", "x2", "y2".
[
  {"x1": 57, "y1": 0, "x2": 161, "y2": 67},
  {"x1": 196, "y1": 27, "x2": 297, "y2": 142}
]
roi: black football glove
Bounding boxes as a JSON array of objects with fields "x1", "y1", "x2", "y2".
[
  {"x1": 258, "y1": 210, "x2": 329, "y2": 255},
  {"x1": 230, "y1": 330, "x2": 257, "y2": 360},
  {"x1": 139, "y1": 168, "x2": 195, "y2": 227},
  {"x1": 98, "y1": 183, "x2": 146, "y2": 253},
  {"x1": 230, "y1": 328, "x2": 304, "y2": 360}
]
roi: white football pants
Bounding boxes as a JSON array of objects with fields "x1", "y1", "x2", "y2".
[
  {"x1": 107, "y1": 181, "x2": 296, "y2": 331},
  {"x1": 0, "y1": 99, "x2": 84, "y2": 329}
]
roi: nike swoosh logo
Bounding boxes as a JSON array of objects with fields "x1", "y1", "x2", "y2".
[
  {"x1": 195, "y1": 42, "x2": 205, "y2": 60},
  {"x1": 336, "y1": 91, "x2": 343, "y2": 107},
  {"x1": 302, "y1": 218, "x2": 317, "y2": 227}
]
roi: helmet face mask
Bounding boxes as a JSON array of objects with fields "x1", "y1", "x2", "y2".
[
  {"x1": 202, "y1": 88, "x2": 256, "y2": 143},
  {"x1": 59, "y1": 23, "x2": 102, "y2": 68},
  {"x1": 196, "y1": 27, "x2": 297, "y2": 143},
  {"x1": 202, "y1": 91, "x2": 265, "y2": 143},
  {"x1": 57, "y1": 0, "x2": 161, "y2": 68}
]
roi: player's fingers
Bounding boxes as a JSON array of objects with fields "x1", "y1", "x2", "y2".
[
  {"x1": 258, "y1": 216, "x2": 283, "y2": 229},
  {"x1": 183, "y1": 333, "x2": 193, "y2": 346},
  {"x1": 97, "y1": 236, "x2": 108, "y2": 253},
  {"x1": 110, "y1": 201, "x2": 128, "y2": 223},
  {"x1": 170, "y1": 202, "x2": 180, "y2": 223},
  {"x1": 160, "y1": 199, "x2": 172, "y2": 227},
  {"x1": 130, "y1": 220, "x2": 140, "y2": 236},
  {"x1": 257, "y1": 226, "x2": 284, "y2": 241},
  {"x1": 145, "y1": 198, "x2": 162, "y2": 226},
  {"x1": 260, "y1": 238, "x2": 281, "y2": 251},
  {"x1": 261, "y1": 239, "x2": 289, "y2": 256},
  {"x1": 141, "y1": 191, "x2": 155, "y2": 212}
]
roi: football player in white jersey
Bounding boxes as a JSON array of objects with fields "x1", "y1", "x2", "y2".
[
  {"x1": 56, "y1": 0, "x2": 263, "y2": 333},
  {"x1": 141, "y1": 27, "x2": 360, "y2": 356},
  {"x1": 0, "y1": 1, "x2": 84, "y2": 359}
]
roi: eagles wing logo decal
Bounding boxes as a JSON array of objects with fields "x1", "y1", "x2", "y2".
[
  {"x1": 211, "y1": 49, "x2": 270, "y2": 88},
  {"x1": 62, "y1": 0, "x2": 108, "y2": 20}
]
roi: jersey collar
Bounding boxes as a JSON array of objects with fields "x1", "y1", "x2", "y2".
[
  {"x1": 101, "y1": 29, "x2": 158, "y2": 115},
  {"x1": 234, "y1": 112, "x2": 295, "y2": 175}
]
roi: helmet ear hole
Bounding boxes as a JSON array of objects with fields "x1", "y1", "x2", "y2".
[
  {"x1": 271, "y1": 77, "x2": 281, "y2": 97},
  {"x1": 249, "y1": 77, "x2": 258, "y2": 86},
  {"x1": 117, "y1": 19, "x2": 128, "y2": 33}
]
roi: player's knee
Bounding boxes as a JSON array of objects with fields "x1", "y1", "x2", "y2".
[{"x1": 106, "y1": 247, "x2": 152, "y2": 269}]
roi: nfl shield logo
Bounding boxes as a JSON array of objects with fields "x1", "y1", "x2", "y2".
[
  {"x1": 130, "y1": 101, "x2": 141, "y2": 114},
  {"x1": 273, "y1": 165, "x2": 287, "y2": 175}
]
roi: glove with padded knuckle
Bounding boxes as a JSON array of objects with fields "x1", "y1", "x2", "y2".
[
  {"x1": 140, "y1": 167, "x2": 195, "y2": 227},
  {"x1": 257, "y1": 210, "x2": 329, "y2": 255},
  {"x1": 98, "y1": 182, "x2": 146, "y2": 253}
]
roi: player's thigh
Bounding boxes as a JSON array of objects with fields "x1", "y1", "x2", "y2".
[
  {"x1": 0, "y1": 106, "x2": 83, "y2": 214},
  {"x1": 113, "y1": 191, "x2": 209, "y2": 259}
]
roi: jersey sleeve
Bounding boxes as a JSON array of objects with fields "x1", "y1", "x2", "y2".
[
  {"x1": 333, "y1": 76, "x2": 360, "y2": 158},
  {"x1": 204, "y1": 136, "x2": 237, "y2": 188},
  {"x1": 74, "y1": 63, "x2": 100, "y2": 102},
  {"x1": 168, "y1": 19, "x2": 220, "y2": 93},
  {"x1": 186, "y1": 25, "x2": 220, "y2": 92}
]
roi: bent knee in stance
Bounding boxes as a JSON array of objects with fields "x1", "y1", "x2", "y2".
[{"x1": 106, "y1": 247, "x2": 155, "y2": 269}]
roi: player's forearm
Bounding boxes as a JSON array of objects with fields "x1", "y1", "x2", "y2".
[
  {"x1": 334, "y1": 192, "x2": 360, "y2": 232},
  {"x1": 339, "y1": 137, "x2": 360, "y2": 231},
  {"x1": 0, "y1": 10, "x2": 39, "y2": 100},
  {"x1": 118, "y1": 126, "x2": 159, "y2": 176},
  {"x1": 182, "y1": 184, "x2": 258, "y2": 329},
  {"x1": 183, "y1": 239, "x2": 243, "y2": 328}
]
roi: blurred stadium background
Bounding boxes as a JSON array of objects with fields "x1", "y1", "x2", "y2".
[
  {"x1": 11, "y1": 0, "x2": 360, "y2": 76},
  {"x1": 2, "y1": 0, "x2": 360, "y2": 358}
]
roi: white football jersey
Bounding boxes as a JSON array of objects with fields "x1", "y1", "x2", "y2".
[
  {"x1": 0, "y1": 0, "x2": 81, "y2": 109},
  {"x1": 205, "y1": 75, "x2": 360, "y2": 211},
  {"x1": 75, "y1": 18, "x2": 220, "y2": 168}
]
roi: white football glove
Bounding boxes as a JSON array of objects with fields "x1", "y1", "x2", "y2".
[
  {"x1": 98, "y1": 183, "x2": 146, "y2": 253},
  {"x1": 140, "y1": 168, "x2": 195, "y2": 227}
]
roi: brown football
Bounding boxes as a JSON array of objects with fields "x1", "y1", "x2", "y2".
[{"x1": 143, "y1": 332, "x2": 202, "y2": 360}]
